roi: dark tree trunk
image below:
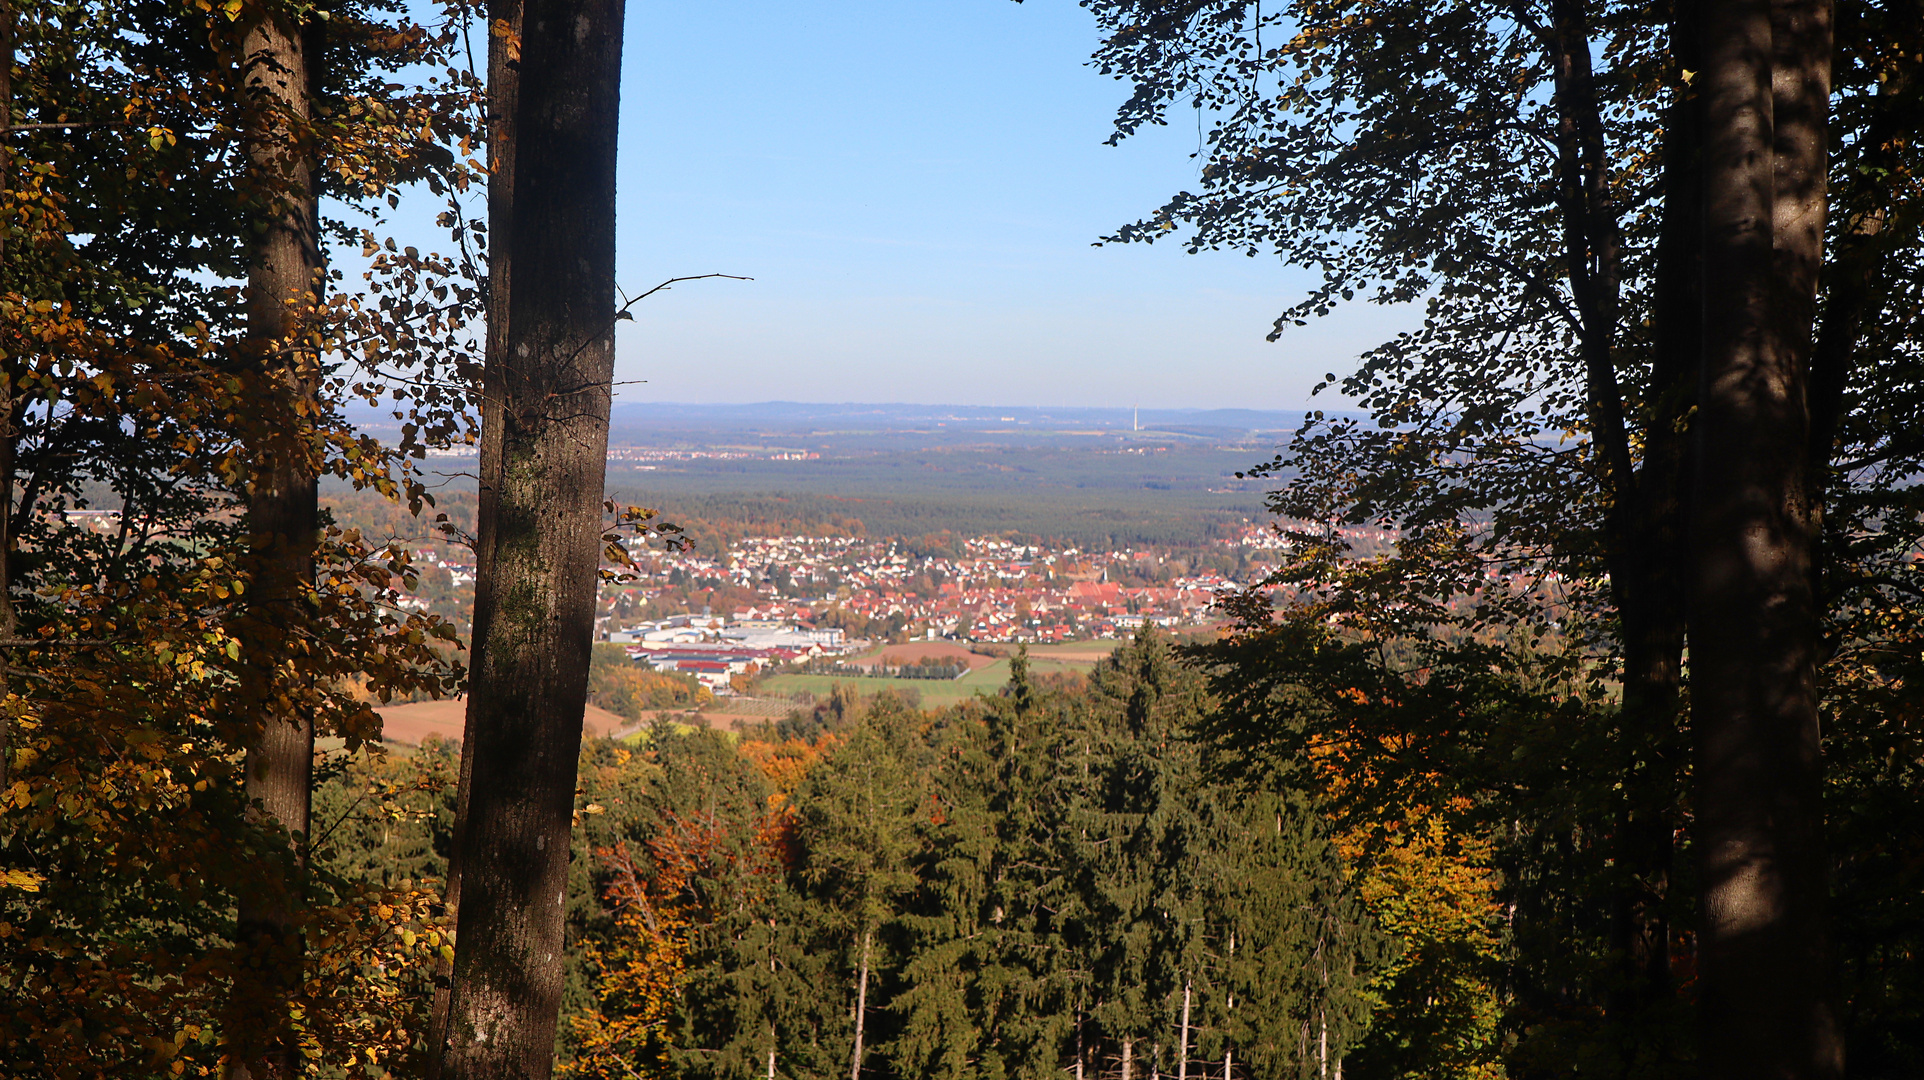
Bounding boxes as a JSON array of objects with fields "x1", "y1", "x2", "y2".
[
  {"x1": 1548, "y1": 0, "x2": 1690, "y2": 1049},
  {"x1": 1802, "y1": 69, "x2": 1907, "y2": 600},
  {"x1": 1690, "y1": 0, "x2": 1841, "y2": 1076},
  {"x1": 429, "y1": 0, "x2": 625, "y2": 1069},
  {"x1": 424, "y1": 0, "x2": 522, "y2": 1066},
  {"x1": 230, "y1": 8, "x2": 324, "y2": 1079},
  {"x1": 1589, "y1": 1, "x2": 1705, "y2": 1053},
  {"x1": 0, "y1": 415, "x2": 15, "y2": 795},
  {"x1": 0, "y1": 0, "x2": 15, "y2": 795}
]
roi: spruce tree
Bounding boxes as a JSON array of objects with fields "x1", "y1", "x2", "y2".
[
  {"x1": 798, "y1": 705, "x2": 921, "y2": 1080},
  {"x1": 1207, "y1": 791, "x2": 1378, "y2": 1080},
  {"x1": 636, "y1": 726, "x2": 833, "y2": 1080},
  {"x1": 1088, "y1": 629, "x2": 1383, "y2": 1078},
  {"x1": 1085, "y1": 629, "x2": 1216, "y2": 1076},
  {"x1": 893, "y1": 651, "x2": 1081, "y2": 1080}
]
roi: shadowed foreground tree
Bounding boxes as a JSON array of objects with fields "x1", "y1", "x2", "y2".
[
  {"x1": 1689, "y1": 0, "x2": 1840, "y2": 1075},
  {"x1": 1078, "y1": 0, "x2": 1923, "y2": 1072},
  {"x1": 429, "y1": 0, "x2": 631, "y2": 1072},
  {"x1": 229, "y1": 3, "x2": 326, "y2": 1076}
]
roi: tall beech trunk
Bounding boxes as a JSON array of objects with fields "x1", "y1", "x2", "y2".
[
  {"x1": 1691, "y1": 0, "x2": 1841, "y2": 1076},
  {"x1": 0, "y1": 0, "x2": 16, "y2": 795},
  {"x1": 1546, "y1": 0, "x2": 1693, "y2": 1044},
  {"x1": 430, "y1": 0, "x2": 625, "y2": 1069},
  {"x1": 1591, "y1": 0, "x2": 1704, "y2": 1046},
  {"x1": 424, "y1": 0, "x2": 522, "y2": 1066},
  {"x1": 231, "y1": 7, "x2": 324, "y2": 1079},
  {"x1": 1803, "y1": 56, "x2": 1907, "y2": 608}
]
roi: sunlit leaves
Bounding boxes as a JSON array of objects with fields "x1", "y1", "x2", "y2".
[{"x1": 0, "y1": 0, "x2": 489, "y2": 1071}]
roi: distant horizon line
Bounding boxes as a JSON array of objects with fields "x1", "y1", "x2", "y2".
[{"x1": 603, "y1": 400, "x2": 1315, "y2": 415}]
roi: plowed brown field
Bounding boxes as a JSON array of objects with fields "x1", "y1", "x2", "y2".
[
  {"x1": 375, "y1": 699, "x2": 631, "y2": 745},
  {"x1": 852, "y1": 641, "x2": 996, "y2": 670}
]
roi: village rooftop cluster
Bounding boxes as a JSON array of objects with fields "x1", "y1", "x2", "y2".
[{"x1": 580, "y1": 526, "x2": 1401, "y2": 690}]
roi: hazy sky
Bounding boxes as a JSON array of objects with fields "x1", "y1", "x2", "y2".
[{"x1": 607, "y1": 0, "x2": 1400, "y2": 410}]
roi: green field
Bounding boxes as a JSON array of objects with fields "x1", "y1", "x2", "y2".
[
  {"x1": 1025, "y1": 640, "x2": 1122, "y2": 660},
  {"x1": 759, "y1": 655, "x2": 1090, "y2": 708}
]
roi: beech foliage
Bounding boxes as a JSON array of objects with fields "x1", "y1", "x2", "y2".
[
  {"x1": 0, "y1": 0, "x2": 487, "y2": 1070},
  {"x1": 1082, "y1": 0, "x2": 1924, "y2": 1074}
]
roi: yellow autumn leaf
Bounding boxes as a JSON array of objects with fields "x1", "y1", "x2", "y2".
[{"x1": 2, "y1": 869, "x2": 45, "y2": 892}]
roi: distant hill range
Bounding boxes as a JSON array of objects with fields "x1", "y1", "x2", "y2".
[
  {"x1": 606, "y1": 401, "x2": 1311, "y2": 437},
  {"x1": 347, "y1": 400, "x2": 1329, "y2": 455}
]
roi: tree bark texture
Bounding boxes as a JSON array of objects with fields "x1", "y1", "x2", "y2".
[
  {"x1": 1590, "y1": 0, "x2": 1706, "y2": 1047},
  {"x1": 425, "y1": 0, "x2": 523, "y2": 1067},
  {"x1": 432, "y1": 0, "x2": 624, "y2": 1070},
  {"x1": 1691, "y1": 0, "x2": 1841, "y2": 1076},
  {"x1": 231, "y1": 6, "x2": 324, "y2": 1078},
  {"x1": 1547, "y1": 0, "x2": 1693, "y2": 1043},
  {"x1": 0, "y1": 0, "x2": 15, "y2": 796}
]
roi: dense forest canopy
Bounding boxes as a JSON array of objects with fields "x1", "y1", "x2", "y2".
[{"x1": 315, "y1": 634, "x2": 1479, "y2": 1080}]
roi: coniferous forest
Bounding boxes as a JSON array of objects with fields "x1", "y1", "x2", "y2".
[
  {"x1": 313, "y1": 634, "x2": 1467, "y2": 1080},
  {"x1": 4, "y1": 0, "x2": 1924, "y2": 1078}
]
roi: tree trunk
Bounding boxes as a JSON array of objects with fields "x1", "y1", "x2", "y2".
[
  {"x1": 0, "y1": 416, "x2": 15, "y2": 795},
  {"x1": 850, "y1": 927, "x2": 871, "y2": 1080},
  {"x1": 1177, "y1": 980, "x2": 1191, "y2": 1080},
  {"x1": 231, "y1": 6, "x2": 324, "y2": 1078},
  {"x1": 0, "y1": 0, "x2": 14, "y2": 797},
  {"x1": 1691, "y1": 0, "x2": 1841, "y2": 1076},
  {"x1": 425, "y1": 0, "x2": 522, "y2": 1064},
  {"x1": 1318, "y1": 1007, "x2": 1327, "y2": 1080},
  {"x1": 1803, "y1": 60, "x2": 1909, "y2": 613},
  {"x1": 429, "y1": 0, "x2": 625, "y2": 1070},
  {"x1": 1073, "y1": 1009, "x2": 1083, "y2": 1080},
  {"x1": 1601, "y1": 2, "x2": 1705, "y2": 1045},
  {"x1": 1122, "y1": 1037, "x2": 1133, "y2": 1080},
  {"x1": 1548, "y1": 0, "x2": 1694, "y2": 1046}
]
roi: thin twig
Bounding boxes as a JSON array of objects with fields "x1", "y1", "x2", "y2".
[
  {"x1": 3, "y1": 120, "x2": 129, "y2": 133},
  {"x1": 554, "y1": 273, "x2": 752, "y2": 369}
]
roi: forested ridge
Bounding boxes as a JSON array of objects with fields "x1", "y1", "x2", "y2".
[{"x1": 1, "y1": 0, "x2": 1921, "y2": 1077}]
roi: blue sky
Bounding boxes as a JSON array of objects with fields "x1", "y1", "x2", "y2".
[{"x1": 602, "y1": 0, "x2": 1397, "y2": 409}]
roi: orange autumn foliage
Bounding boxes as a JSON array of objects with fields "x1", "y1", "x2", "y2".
[
  {"x1": 567, "y1": 740, "x2": 815, "y2": 1079},
  {"x1": 566, "y1": 841, "x2": 696, "y2": 1080},
  {"x1": 1311, "y1": 701, "x2": 1507, "y2": 1077}
]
